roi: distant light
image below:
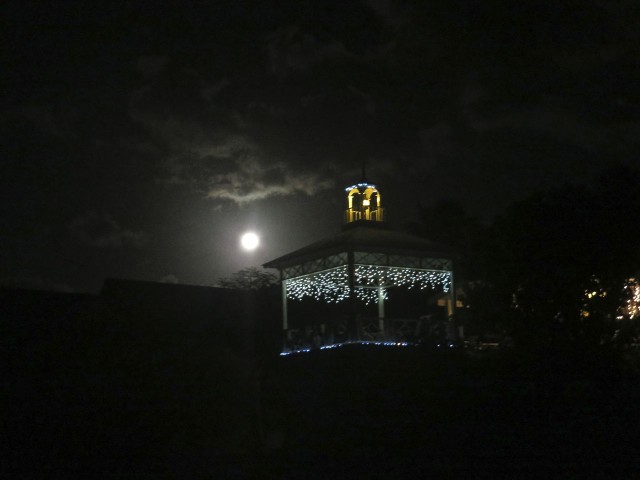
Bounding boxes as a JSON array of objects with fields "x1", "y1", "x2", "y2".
[{"x1": 240, "y1": 232, "x2": 259, "y2": 250}]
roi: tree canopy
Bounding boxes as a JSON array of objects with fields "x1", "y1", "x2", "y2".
[
  {"x1": 218, "y1": 267, "x2": 278, "y2": 291},
  {"x1": 412, "y1": 163, "x2": 640, "y2": 346}
]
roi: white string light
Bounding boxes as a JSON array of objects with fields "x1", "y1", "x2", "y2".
[
  {"x1": 345, "y1": 182, "x2": 376, "y2": 192},
  {"x1": 286, "y1": 264, "x2": 451, "y2": 304},
  {"x1": 285, "y1": 266, "x2": 351, "y2": 303}
]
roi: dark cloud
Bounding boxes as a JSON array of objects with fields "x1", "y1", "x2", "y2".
[
  {"x1": 0, "y1": 275, "x2": 74, "y2": 293},
  {"x1": 127, "y1": 45, "x2": 352, "y2": 205},
  {"x1": 69, "y1": 211, "x2": 148, "y2": 249},
  {"x1": 266, "y1": 26, "x2": 359, "y2": 78},
  {"x1": 160, "y1": 274, "x2": 179, "y2": 284},
  {"x1": 5, "y1": 100, "x2": 82, "y2": 142},
  {"x1": 135, "y1": 55, "x2": 171, "y2": 77},
  {"x1": 2, "y1": 0, "x2": 638, "y2": 291},
  {"x1": 162, "y1": 134, "x2": 334, "y2": 204}
]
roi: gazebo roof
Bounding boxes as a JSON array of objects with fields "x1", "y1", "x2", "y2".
[{"x1": 264, "y1": 223, "x2": 452, "y2": 270}]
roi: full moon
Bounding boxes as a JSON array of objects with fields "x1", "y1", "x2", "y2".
[{"x1": 240, "y1": 232, "x2": 260, "y2": 250}]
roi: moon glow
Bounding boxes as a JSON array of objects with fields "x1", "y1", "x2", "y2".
[{"x1": 240, "y1": 232, "x2": 260, "y2": 250}]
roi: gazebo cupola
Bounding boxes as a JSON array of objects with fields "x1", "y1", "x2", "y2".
[{"x1": 344, "y1": 182, "x2": 384, "y2": 224}]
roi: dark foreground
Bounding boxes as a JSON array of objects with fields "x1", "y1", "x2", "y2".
[
  {"x1": 268, "y1": 345, "x2": 640, "y2": 479},
  {"x1": 5, "y1": 343, "x2": 640, "y2": 479}
]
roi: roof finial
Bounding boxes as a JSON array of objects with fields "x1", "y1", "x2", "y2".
[{"x1": 361, "y1": 162, "x2": 367, "y2": 182}]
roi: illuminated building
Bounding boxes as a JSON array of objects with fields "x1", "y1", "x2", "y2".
[{"x1": 264, "y1": 178, "x2": 455, "y2": 353}]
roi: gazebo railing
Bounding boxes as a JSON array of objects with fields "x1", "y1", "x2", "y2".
[{"x1": 282, "y1": 316, "x2": 425, "y2": 353}]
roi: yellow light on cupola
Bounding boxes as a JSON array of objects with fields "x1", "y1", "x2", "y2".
[{"x1": 344, "y1": 182, "x2": 384, "y2": 224}]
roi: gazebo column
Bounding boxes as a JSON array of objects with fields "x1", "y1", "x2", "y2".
[
  {"x1": 347, "y1": 251, "x2": 357, "y2": 341},
  {"x1": 447, "y1": 271, "x2": 462, "y2": 340},
  {"x1": 280, "y1": 272, "x2": 289, "y2": 351},
  {"x1": 447, "y1": 272, "x2": 455, "y2": 318},
  {"x1": 378, "y1": 286, "x2": 385, "y2": 337},
  {"x1": 281, "y1": 278, "x2": 288, "y2": 331}
]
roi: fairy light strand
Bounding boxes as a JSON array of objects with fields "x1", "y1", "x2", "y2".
[{"x1": 285, "y1": 264, "x2": 451, "y2": 304}]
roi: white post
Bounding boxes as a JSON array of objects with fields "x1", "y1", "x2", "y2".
[
  {"x1": 378, "y1": 286, "x2": 385, "y2": 335},
  {"x1": 447, "y1": 271, "x2": 455, "y2": 318},
  {"x1": 281, "y1": 279, "x2": 288, "y2": 331}
]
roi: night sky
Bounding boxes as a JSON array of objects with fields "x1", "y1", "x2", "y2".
[{"x1": 2, "y1": 0, "x2": 638, "y2": 293}]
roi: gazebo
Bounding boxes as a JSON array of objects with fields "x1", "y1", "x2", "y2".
[{"x1": 264, "y1": 180, "x2": 455, "y2": 352}]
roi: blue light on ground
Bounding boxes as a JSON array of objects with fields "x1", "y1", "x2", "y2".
[{"x1": 279, "y1": 341, "x2": 411, "y2": 356}]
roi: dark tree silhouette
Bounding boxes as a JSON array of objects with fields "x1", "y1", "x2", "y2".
[
  {"x1": 407, "y1": 199, "x2": 501, "y2": 336},
  {"x1": 218, "y1": 267, "x2": 278, "y2": 290},
  {"x1": 410, "y1": 164, "x2": 640, "y2": 348},
  {"x1": 483, "y1": 163, "x2": 640, "y2": 345}
]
